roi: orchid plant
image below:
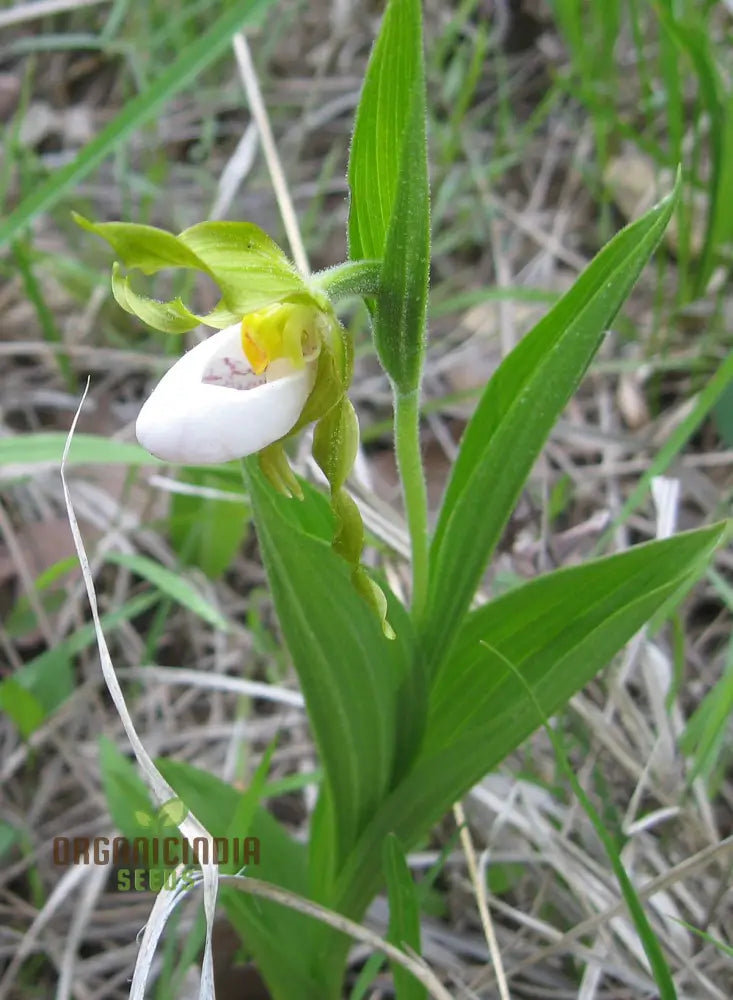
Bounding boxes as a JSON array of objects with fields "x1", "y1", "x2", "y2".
[{"x1": 81, "y1": 1, "x2": 727, "y2": 997}]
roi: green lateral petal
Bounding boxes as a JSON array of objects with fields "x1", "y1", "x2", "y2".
[
  {"x1": 111, "y1": 265, "x2": 242, "y2": 333},
  {"x1": 111, "y1": 266, "x2": 199, "y2": 332}
]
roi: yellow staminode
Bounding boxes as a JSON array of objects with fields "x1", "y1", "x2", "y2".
[{"x1": 241, "y1": 303, "x2": 319, "y2": 375}]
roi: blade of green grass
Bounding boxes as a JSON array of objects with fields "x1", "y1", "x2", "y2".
[
  {"x1": 594, "y1": 349, "x2": 733, "y2": 553},
  {"x1": 0, "y1": 433, "x2": 160, "y2": 469},
  {"x1": 12, "y1": 239, "x2": 77, "y2": 391},
  {"x1": 680, "y1": 621, "x2": 733, "y2": 788},
  {"x1": 669, "y1": 918, "x2": 733, "y2": 960},
  {"x1": 104, "y1": 551, "x2": 231, "y2": 632},
  {"x1": 491, "y1": 641, "x2": 679, "y2": 999},
  {"x1": 383, "y1": 834, "x2": 426, "y2": 1000},
  {"x1": 0, "y1": 592, "x2": 158, "y2": 734},
  {"x1": 0, "y1": 0, "x2": 275, "y2": 247}
]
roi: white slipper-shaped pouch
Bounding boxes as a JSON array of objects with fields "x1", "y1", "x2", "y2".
[{"x1": 136, "y1": 323, "x2": 316, "y2": 464}]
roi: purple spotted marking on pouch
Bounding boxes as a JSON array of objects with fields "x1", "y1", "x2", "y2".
[{"x1": 202, "y1": 356, "x2": 267, "y2": 390}]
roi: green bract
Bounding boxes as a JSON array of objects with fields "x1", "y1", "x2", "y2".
[{"x1": 347, "y1": 0, "x2": 429, "y2": 396}]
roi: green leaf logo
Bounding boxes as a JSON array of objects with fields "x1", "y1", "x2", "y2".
[{"x1": 157, "y1": 798, "x2": 187, "y2": 828}]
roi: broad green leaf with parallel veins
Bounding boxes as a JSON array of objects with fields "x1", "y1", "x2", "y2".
[
  {"x1": 426, "y1": 524, "x2": 729, "y2": 746},
  {"x1": 243, "y1": 458, "x2": 417, "y2": 875},
  {"x1": 243, "y1": 462, "x2": 425, "y2": 998},
  {"x1": 423, "y1": 177, "x2": 681, "y2": 671},
  {"x1": 332, "y1": 522, "x2": 726, "y2": 920}
]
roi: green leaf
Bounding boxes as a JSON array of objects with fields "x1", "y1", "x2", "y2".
[
  {"x1": 595, "y1": 349, "x2": 733, "y2": 551},
  {"x1": 424, "y1": 180, "x2": 680, "y2": 670},
  {"x1": 5, "y1": 587, "x2": 67, "y2": 641},
  {"x1": 384, "y1": 835, "x2": 426, "y2": 1000},
  {"x1": 349, "y1": 832, "x2": 458, "y2": 1000},
  {"x1": 0, "y1": 0, "x2": 277, "y2": 248},
  {"x1": 100, "y1": 742, "x2": 186, "y2": 886},
  {"x1": 332, "y1": 522, "x2": 725, "y2": 920},
  {"x1": 670, "y1": 919, "x2": 733, "y2": 961},
  {"x1": 243, "y1": 460, "x2": 425, "y2": 997},
  {"x1": 348, "y1": 0, "x2": 426, "y2": 261},
  {"x1": 225, "y1": 739, "x2": 278, "y2": 850},
  {"x1": 99, "y1": 736, "x2": 158, "y2": 840},
  {"x1": 169, "y1": 469, "x2": 250, "y2": 578},
  {"x1": 713, "y1": 374, "x2": 733, "y2": 447},
  {"x1": 653, "y1": 7, "x2": 729, "y2": 293},
  {"x1": 158, "y1": 758, "x2": 323, "y2": 1000},
  {"x1": 0, "y1": 433, "x2": 161, "y2": 471},
  {"x1": 0, "y1": 680, "x2": 46, "y2": 739},
  {"x1": 0, "y1": 593, "x2": 159, "y2": 732},
  {"x1": 0, "y1": 645, "x2": 74, "y2": 737},
  {"x1": 703, "y1": 87, "x2": 733, "y2": 290},
  {"x1": 157, "y1": 798, "x2": 188, "y2": 827},
  {"x1": 505, "y1": 653, "x2": 679, "y2": 999},
  {"x1": 427, "y1": 525, "x2": 727, "y2": 746},
  {"x1": 0, "y1": 822, "x2": 19, "y2": 860},
  {"x1": 13, "y1": 238, "x2": 76, "y2": 391},
  {"x1": 374, "y1": 86, "x2": 430, "y2": 393},
  {"x1": 261, "y1": 473, "x2": 337, "y2": 542},
  {"x1": 680, "y1": 628, "x2": 733, "y2": 785},
  {"x1": 243, "y1": 459, "x2": 416, "y2": 877},
  {"x1": 104, "y1": 551, "x2": 231, "y2": 631},
  {"x1": 3, "y1": 555, "x2": 79, "y2": 639}
]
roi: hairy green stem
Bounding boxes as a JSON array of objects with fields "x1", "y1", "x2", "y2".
[
  {"x1": 311, "y1": 259, "x2": 381, "y2": 301},
  {"x1": 394, "y1": 388, "x2": 429, "y2": 620}
]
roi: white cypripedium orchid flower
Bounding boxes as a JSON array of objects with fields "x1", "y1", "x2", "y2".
[
  {"x1": 136, "y1": 304, "x2": 322, "y2": 464},
  {"x1": 77, "y1": 211, "x2": 391, "y2": 631}
]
